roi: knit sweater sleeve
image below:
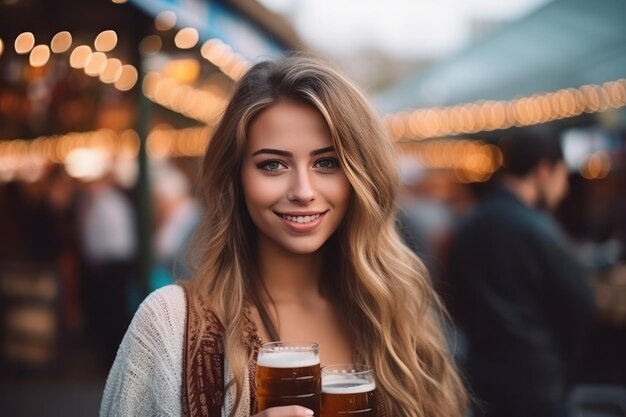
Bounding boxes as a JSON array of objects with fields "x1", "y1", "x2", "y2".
[{"x1": 100, "y1": 285, "x2": 186, "y2": 417}]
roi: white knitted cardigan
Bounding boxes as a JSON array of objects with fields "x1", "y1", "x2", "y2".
[{"x1": 99, "y1": 285, "x2": 248, "y2": 417}]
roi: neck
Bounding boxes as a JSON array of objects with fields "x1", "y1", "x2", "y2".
[
  {"x1": 255, "y1": 236, "x2": 324, "y2": 303},
  {"x1": 500, "y1": 175, "x2": 537, "y2": 207}
]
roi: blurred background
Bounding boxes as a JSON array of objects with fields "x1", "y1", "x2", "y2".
[{"x1": 0, "y1": 0, "x2": 625, "y2": 415}]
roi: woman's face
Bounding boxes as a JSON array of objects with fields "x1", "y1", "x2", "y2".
[{"x1": 241, "y1": 100, "x2": 351, "y2": 255}]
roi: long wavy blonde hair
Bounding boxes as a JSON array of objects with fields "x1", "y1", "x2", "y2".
[{"x1": 183, "y1": 55, "x2": 467, "y2": 417}]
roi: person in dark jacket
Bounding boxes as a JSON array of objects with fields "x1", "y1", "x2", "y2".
[{"x1": 444, "y1": 129, "x2": 596, "y2": 417}]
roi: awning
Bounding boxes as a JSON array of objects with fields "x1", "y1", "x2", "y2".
[
  {"x1": 375, "y1": 0, "x2": 626, "y2": 113},
  {"x1": 129, "y1": 0, "x2": 300, "y2": 61}
]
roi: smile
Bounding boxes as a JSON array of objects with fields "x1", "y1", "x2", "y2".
[
  {"x1": 280, "y1": 213, "x2": 322, "y2": 224},
  {"x1": 274, "y1": 210, "x2": 328, "y2": 233}
]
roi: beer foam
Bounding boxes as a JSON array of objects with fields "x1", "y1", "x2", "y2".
[
  {"x1": 257, "y1": 350, "x2": 320, "y2": 368},
  {"x1": 322, "y1": 379, "x2": 376, "y2": 394}
]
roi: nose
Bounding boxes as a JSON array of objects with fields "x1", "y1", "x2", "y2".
[{"x1": 287, "y1": 168, "x2": 316, "y2": 204}]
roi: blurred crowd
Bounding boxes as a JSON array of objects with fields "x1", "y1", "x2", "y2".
[
  {"x1": 1, "y1": 129, "x2": 626, "y2": 416},
  {"x1": 0, "y1": 158, "x2": 200, "y2": 373}
]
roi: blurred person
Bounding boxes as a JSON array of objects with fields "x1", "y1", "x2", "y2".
[
  {"x1": 47, "y1": 165, "x2": 83, "y2": 333},
  {"x1": 150, "y1": 161, "x2": 201, "y2": 288},
  {"x1": 79, "y1": 171, "x2": 137, "y2": 369},
  {"x1": 100, "y1": 56, "x2": 467, "y2": 417},
  {"x1": 443, "y1": 129, "x2": 596, "y2": 417},
  {"x1": 397, "y1": 156, "x2": 455, "y2": 281}
]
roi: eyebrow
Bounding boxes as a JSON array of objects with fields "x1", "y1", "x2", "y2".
[{"x1": 251, "y1": 146, "x2": 335, "y2": 157}]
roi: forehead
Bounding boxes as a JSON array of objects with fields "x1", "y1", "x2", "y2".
[{"x1": 247, "y1": 101, "x2": 332, "y2": 152}]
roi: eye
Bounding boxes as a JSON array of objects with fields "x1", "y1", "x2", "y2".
[
  {"x1": 257, "y1": 160, "x2": 287, "y2": 172},
  {"x1": 314, "y1": 158, "x2": 340, "y2": 170}
]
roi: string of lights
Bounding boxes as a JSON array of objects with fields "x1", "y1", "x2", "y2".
[
  {"x1": 385, "y1": 79, "x2": 626, "y2": 140},
  {"x1": 0, "y1": 7, "x2": 621, "y2": 184}
]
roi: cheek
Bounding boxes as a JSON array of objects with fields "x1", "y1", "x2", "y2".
[
  {"x1": 323, "y1": 175, "x2": 352, "y2": 209},
  {"x1": 241, "y1": 170, "x2": 280, "y2": 210}
]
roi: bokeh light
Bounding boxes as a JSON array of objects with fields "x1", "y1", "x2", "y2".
[
  {"x1": 84, "y1": 52, "x2": 108, "y2": 76},
  {"x1": 114, "y1": 65, "x2": 138, "y2": 91},
  {"x1": 94, "y1": 30, "x2": 118, "y2": 52},
  {"x1": 174, "y1": 27, "x2": 199, "y2": 49},
  {"x1": 155, "y1": 10, "x2": 177, "y2": 31},
  {"x1": 99, "y1": 58, "x2": 123, "y2": 83},
  {"x1": 139, "y1": 35, "x2": 162, "y2": 56},
  {"x1": 15, "y1": 32, "x2": 35, "y2": 54},
  {"x1": 29, "y1": 45, "x2": 51, "y2": 67},
  {"x1": 51, "y1": 31, "x2": 72, "y2": 53},
  {"x1": 69, "y1": 45, "x2": 92, "y2": 68}
]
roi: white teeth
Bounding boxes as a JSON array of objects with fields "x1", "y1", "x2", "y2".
[{"x1": 281, "y1": 213, "x2": 321, "y2": 223}]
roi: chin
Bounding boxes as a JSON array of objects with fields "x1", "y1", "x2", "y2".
[{"x1": 277, "y1": 237, "x2": 327, "y2": 255}]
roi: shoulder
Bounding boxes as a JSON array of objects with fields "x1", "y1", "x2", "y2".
[
  {"x1": 130, "y1": 284, "x2": 187, "y2": 341},
  {"x1": 101, "y1": 285, "x2": 186, "y2": 416},
  {"x1": 141, "y1": 284, "x2": 186, "y2": 312},
  {"x1": 463, "y1": 195, "x2": 537, "y2": 234}
]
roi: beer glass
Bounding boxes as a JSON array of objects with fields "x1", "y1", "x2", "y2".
[
  {"x1": 321, "y1": 364, "x2": 377, "y2": 417},
  {"x1": 256, "y1": 342, "x2": 321, "y2": 414}
]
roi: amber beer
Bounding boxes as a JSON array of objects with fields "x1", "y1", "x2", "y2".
[
  {"x1": 256, "y1": 342, "x2": 321, "y2": 415},
  {"x1": 321, "y1": 365, "x2": 377, "y2": 417}
]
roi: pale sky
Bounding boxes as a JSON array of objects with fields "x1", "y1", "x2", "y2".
[{"x1": 259, "y1": 0, "x2": 552, "y2": 59}]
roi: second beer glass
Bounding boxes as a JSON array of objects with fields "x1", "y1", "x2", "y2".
[
  {"x1": 256, "y1": 342, "x2": 321, "y2": 415},
  {"x1": 321, "y1": 364, "x2": 377, "y2": 417}
]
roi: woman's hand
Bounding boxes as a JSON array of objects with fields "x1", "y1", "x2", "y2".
[{"x1": 252, "y1": 406, "x2": 315, "y2": 417}]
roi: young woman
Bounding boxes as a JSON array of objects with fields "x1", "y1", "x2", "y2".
[{"x1": 100, "y1": 56, "x2": 467, "y2": 417}]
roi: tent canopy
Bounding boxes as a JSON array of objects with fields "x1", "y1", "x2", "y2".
[{"x1": 375, "y1": 0, "x2": 626, "y2": 113}]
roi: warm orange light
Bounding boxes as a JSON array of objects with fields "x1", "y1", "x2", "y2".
[
  {"x1": 15, "y1": 32, "x2": 35, "y2": 54},
  {"x1": 162, "y1": 58, "x2": 201, "y2": 84},
  {"x1": 29, "y1": 45, "x2": 50, "y2": 67},
  {"x1": 99, "y1": 58, "x2": 123, "y2": 83},
  {"x1": 114, "y1": 65, "x2": 138, "y2": 91},
  {"x1": 450, "y1": 106, "x2": 463, "y2": 134},
  {"x1": 459, "y1": 105, "x2": 475, "y2": 133},
  {"x1": 84, "y1": 52, "x2": 108, "y2": 76},
  {"x1": 581, "y1": 152, "x2": 610, "y2": 180},
  {"x1": 147, "y1": 127, "x2": 173, "y2": 159},
  {"x1": 490, "y1": 101, "x2": 507, "y2": 129},
  {"x1": 228, "y1": 59, "x2": 250, "y2": 80},
  {"x1": 139, "y1": 35, "x2": 162, "y2": 56},
  {"x1": 174, "y1": 27, "x2": 199, "y2": 49},
  {"x1": 0, "y1": 38, "x2": 5, "y2": 57},
  {"x1": 605, "y1": 80, "x2": 626, "y2": 108},
  {"x1": 201, "y1": 39, "x2": 227, "y2": 62},
  {"x1": 513, "y1": 98, "x2": 529, "y2": 126},
  {"x1": 388, "y1": 114, "x2": 403, "y2": 139},
  {"x1": 51, "y1": 31, "x2": 72, "y2": 53},
  {"x1": 538, "y1": 95, "x2": 552, "y2": 122},
  {"x1": 596, "y1": 85, "x2": 610, "y2": 111},
  {"x1": 119, "y1": 130, "x2": 140, "y2": 158},
  {"x1": 142, "y1": 72, "x2": 161, "y2": 98},
  {"x1": 69, "y1": 45, "x2": 92, "y2": 68},
  {"x1": 154, "y1": 76, "x2": 177, "y2": 104},
  {"x1": 94, "y1": 30, "x2": 118, "y2": 52},
  {"x1": 580, "y1": 85, "x2": 600, "y2": 113},
  {"x1": 167, "y1": 84, "x2": 191, "y2": 109},
  {"x1": 438, "y1": 108, "x2": 449, "y2": 134},
  {"x1": 155, "y1": 11, "x2": 177, "y2": 31},
  {"x1": 423, "y1": 109, "x2": 440, "y2": 138}
]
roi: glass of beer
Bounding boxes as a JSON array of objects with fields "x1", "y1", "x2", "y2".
[
  {"x1": 256, "y1": 342, "x2": 321, "y2": 415},
  {"x1": 321, "y1": 364, "x2": 377, "y2": 417}
]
